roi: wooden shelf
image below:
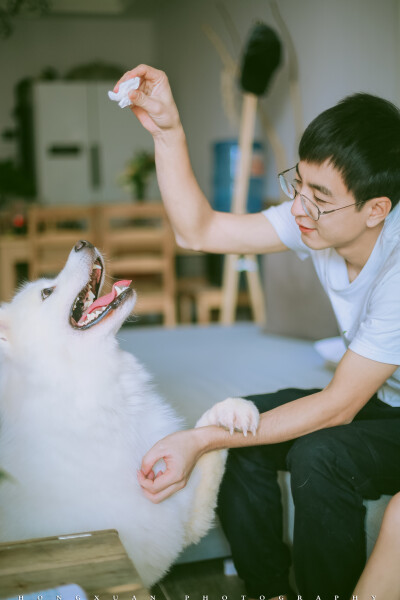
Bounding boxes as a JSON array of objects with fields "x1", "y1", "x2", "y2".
[{"x1": 0, "y1": 529, "x2": 149, "y2": 600}]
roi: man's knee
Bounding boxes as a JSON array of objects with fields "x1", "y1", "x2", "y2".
[
  {"x1": 287, "y1": 427, "x2": 376, "y2": 502},
  {"x1": 287, "y1": 429, "x2": 342, "y2": 493}
]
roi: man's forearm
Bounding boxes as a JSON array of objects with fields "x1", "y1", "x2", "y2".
[
  {"x1": 154, "y1": 127, "x2": 213, "y2": 250},
  {"x1": 197, "y1": 389, "x2": 354, "y2": 454}
]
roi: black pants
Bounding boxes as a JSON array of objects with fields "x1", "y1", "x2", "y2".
[{"x1": 216, "y1": 388, "x2": 400, "y2": 600}]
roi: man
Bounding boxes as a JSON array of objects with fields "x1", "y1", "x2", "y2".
[{"x1": 115, "y1": 65, "x2": 400, "y2": 600}]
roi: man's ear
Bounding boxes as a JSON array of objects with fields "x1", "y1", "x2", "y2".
[{"x1": 366, "y1": 197, "x2": 392, "y2": 227}]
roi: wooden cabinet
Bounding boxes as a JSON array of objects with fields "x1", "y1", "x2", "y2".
[{"x1": 33, "y1": 82, "x2": 153, "y2": 204}]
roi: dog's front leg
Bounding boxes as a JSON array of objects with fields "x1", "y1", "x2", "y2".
[
  {"x1": 184, "y1": 397, "x2": 260, "y2": 545},
  {"x1": 195, "y1": 397, "x2": 260, "y2": 436}
]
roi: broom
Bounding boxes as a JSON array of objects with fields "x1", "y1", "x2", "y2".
[{"x1": 221, "y1": 22, "x2": 282, "y2": 325}]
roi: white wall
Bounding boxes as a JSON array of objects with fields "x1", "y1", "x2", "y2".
[
  {"x1": 153, "y1": 0, "x2": 400, "y2": 200},
  {"x1": 1, "y1": 1, "x2": 399, "y2": 200},
  {"x1": 0, "y1": 15, "x2": 156, "y2": 160}
]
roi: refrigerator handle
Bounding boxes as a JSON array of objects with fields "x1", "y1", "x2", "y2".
[{"x1": 90, "y1": 144, "x2": 101, "y2": 189}]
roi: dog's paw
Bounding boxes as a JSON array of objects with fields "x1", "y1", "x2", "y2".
[{"x1": 195, "y1": 397, "x2": 260, "y2": 436}]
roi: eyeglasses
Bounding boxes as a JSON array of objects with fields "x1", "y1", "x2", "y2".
[{"x1": 278, "y1": 166, "x2": 360, "y2": 221}]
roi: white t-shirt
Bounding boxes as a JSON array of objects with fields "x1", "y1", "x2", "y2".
[{"x1": 263, "y1": 201, "x2": 400, "y2": 407}]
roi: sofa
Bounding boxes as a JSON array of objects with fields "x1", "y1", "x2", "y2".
[{"x1": 117, "y1": 323, "x2": 391, "y2": 565}]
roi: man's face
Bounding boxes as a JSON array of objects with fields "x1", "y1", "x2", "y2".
[{"x1": 291, "y1": 160, "x2": 370, "y2": 251}]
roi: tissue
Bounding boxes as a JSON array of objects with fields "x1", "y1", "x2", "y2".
[{"x1": 108, "y1": 77, "x2": 141, "y2": 108}]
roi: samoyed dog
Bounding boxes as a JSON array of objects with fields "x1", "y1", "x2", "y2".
[{"x1": 0, "y1": 240, "x2": 259, "y2": 586}]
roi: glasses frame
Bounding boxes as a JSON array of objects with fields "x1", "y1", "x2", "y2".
[{"x1": 278, "y1": 166, "x2": 360, "y2": 222}]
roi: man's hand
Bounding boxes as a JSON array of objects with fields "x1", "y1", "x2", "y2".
[
  {"x1": 137, "y1": 428, "x2": 207, "y2": 503},
  {"x1": 114, "y1": 64, "x2": 182, "y2": 138}
]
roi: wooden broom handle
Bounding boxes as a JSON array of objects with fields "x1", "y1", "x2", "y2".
[
  {"x1": 221, "y1": 93, "x2": 266, "y2": 325},
  {"x1": 231, "y1": 93, "x2": 258, "y2": 214}
]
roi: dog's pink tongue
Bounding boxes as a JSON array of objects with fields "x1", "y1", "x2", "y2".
[
  {"x1": 79, "y1": 280, "x2": 131, "y2": 324},
  {"x1": 88, "y1": 280, "x2": 131, "y2": 314}
]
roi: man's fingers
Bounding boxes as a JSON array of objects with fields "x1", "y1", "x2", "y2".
[
  {"x1": 141, "y1": 481, "x2": 185, "y2": 504},
  {"x1": 137, "y1": 466, "x2": 153, "y2": 482},
  {"x1": 140, "y1": 448, "x2": 164, "y2": 477},
  {"x1": 138, "y1": 468, "x2": 183, "y2": 494},
  {"x1": 113, "y1": 64, "x2": 164, "y2": 92},
  {"x1": 128, "y1": 89, "x2": 162, "y2": 114}
]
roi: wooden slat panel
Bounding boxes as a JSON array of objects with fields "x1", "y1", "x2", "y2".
[
  {"x1": 108, "y1": 256, "x2": 166, "y2": 274},
  {"x1": 28, "y1": 204, "x2": 99, "y2": 281},
  {"x1": 101, "y1": 203, "x2": 166, "y2": 219},
  {"x1": 104, "y1": 228, "x2": 167, "y2": 248},
  {"x1": 0, "y1": 530, "x2": 149, "y2": 600},
  {"x1": 26, "y1": 202, "x2": 177, "y2": 326},
  {"x1": 34, "y1": 233, "x2": 94, "y2": 247},
  {"x1": 135, "y1": 295, "x2": 168, "y2": 312}
]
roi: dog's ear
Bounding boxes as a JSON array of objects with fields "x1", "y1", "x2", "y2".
[{"x1": 0, "y1": 306, "x2": 10, "y2": 355}]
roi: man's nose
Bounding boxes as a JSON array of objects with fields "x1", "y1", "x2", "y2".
[{"x1": 290, "y1": 193, "x2": 307, "y2": 218}]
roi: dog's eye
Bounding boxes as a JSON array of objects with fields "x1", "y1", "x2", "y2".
[{"x1": 41, "y1": 287, "x2": 55, "y2": 301}]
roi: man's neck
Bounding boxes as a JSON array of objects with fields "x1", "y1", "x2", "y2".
[{"x1": 335, "y1": 222, "x2": 384, "y2": 283}]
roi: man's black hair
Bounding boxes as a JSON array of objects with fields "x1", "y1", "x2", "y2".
[{"x1": 299, "y1": 93, "x2": 400, "y2": 210}]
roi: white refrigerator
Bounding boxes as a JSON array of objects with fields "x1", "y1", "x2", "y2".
[{"x1": 33, "y1": 81, "x2": 155, "y2": 204}]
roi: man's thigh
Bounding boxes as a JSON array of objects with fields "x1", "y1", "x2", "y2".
[
  {"x1": 351, "y1": 415, "x2": 400, "y2": 496},
  {"x1": 288, "y1": 410, "x2": 400, "y2": 498}
]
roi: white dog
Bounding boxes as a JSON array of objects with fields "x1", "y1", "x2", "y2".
[{"x1": 0, "y1": 241, "x2": 259, "y2": 587}]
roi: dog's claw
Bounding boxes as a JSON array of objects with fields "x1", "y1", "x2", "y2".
[{"x1": 196, "y1": 397, "x2": 260, "y2": 438}]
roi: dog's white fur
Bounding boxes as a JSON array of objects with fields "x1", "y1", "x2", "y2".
[{"x1": 0, "y1": 244, "x2": 259, "y2": 586}]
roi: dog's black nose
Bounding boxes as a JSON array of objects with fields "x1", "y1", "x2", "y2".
[{"x1": 74, "y1": 240, "x2": 94, "y2": 252}]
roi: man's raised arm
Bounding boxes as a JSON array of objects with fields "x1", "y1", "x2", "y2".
[{"x1": 113, "y1": 64, "x2": 286, "y2": 256}]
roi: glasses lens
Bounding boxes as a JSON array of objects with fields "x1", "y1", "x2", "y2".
[
  {"x1": 279, "y1": 175, "x2": 296, "y2": 200},
  {"x1": 301, "y1": 196, "x2": 319, "y2": 221}
]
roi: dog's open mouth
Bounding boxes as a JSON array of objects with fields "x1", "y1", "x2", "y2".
[{"x1": 70, "y1": 258, "x2": 132, "y2": 330}]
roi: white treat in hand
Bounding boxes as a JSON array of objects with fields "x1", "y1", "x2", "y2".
[
  {"x1": 152, "y1": 458, "x2": 167, "y2": 477},
  {"x1": 108, "y1": 77, "x2": 141, "y2": 108}
]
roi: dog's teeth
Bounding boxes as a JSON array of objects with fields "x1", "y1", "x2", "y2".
[
  {"x1": 93, "y1": 264, "x2": 101, "y2": 270},
  {"x1": 82, "y1": 290, "x2": 95, "y2": 310},
  {"x1": 115, "y1": 285, "x2": 128, "y2": 296},
  {"x1": 86, "y1": 310, "x2": 101, "y2": 323}
]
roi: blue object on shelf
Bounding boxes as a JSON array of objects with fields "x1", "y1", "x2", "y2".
[{"x1": 212, "y1": 140, "x2": 265, "y2": 213}]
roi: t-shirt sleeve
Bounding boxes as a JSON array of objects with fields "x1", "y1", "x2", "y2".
[
  {"x1": 262, "y1": 201, "x2": 311, "y2": 260},
  {"x1": 349, "y1": 252, "x2": 400, "y2": 365}
]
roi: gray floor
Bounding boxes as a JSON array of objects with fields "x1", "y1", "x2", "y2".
[{"x1": 151, "y1": 558, "x2": 247, "y2": 600}]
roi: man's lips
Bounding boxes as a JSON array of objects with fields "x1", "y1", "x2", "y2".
[{"x1": 297, "y1": 221, "x2": 315, "y2": 233}]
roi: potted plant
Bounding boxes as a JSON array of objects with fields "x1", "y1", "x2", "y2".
[{"x1": 120, "y1": 151, "x2": 156, "y2": 201}]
